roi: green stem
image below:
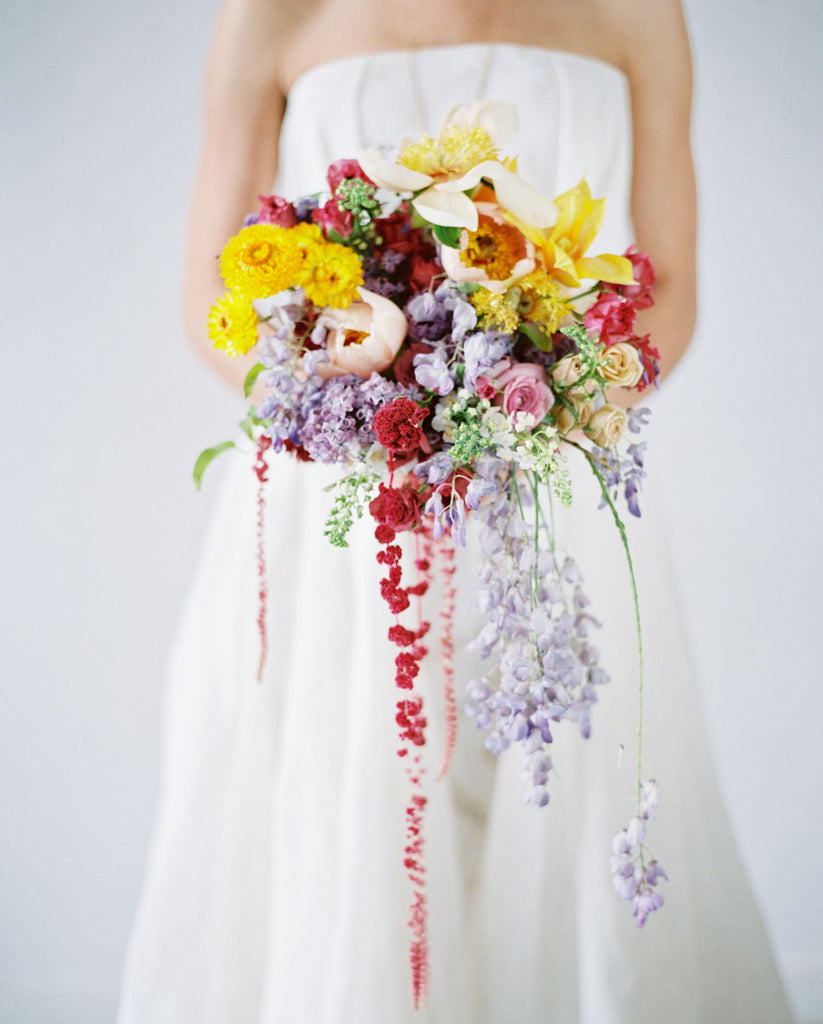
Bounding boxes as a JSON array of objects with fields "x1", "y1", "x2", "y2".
[{"x1": 583, "y1": 452, "x2": 645, "y2": 810}]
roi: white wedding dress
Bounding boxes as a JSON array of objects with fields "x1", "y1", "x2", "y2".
[{"x1": 118, "y1": 44, "x2": 794, "y2": 1024}]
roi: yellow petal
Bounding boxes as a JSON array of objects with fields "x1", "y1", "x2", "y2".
[{"x1": 575, "y1": 253, "x2": 635, "y2": 285}]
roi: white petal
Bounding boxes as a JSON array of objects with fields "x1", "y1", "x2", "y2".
[
  {"x1": 356, "y1": 147, "x2": 432, "y2": 192},
  {"x1": 435, "y1": 159, "x2": 505, "y2": 193},
  {"x1": 412, "y1": 187, "x2": 479, "y2": 230},
  {"x1": 490, "y1": 166, "x2": 557, "y2": 228},
  {"x1": 435, "y1": 161, "x2": 556, "y2": 229},
  {"x1": 442, "y1": 100, "x2": 519, "y2": 148}
]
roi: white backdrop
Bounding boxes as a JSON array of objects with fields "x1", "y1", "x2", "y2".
[{"x1": 1, "y1": 2, "x2": 821, "y2": 1022}]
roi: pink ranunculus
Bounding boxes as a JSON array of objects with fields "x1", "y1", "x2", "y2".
[
  {"x1": 257, "y1": 194, "x2": 298, "y2": 227},
  {"x1": 317, "y1": 288, "x2": 408, "y2": 379},
  {"x1": 326, "y1": 159, "x2": 373, "y2": 194},
  {"x1": 493, "y1": 362, "x2": 552, "y2": 425},
  {"x1": 584, "y1": 292, "x2": 637, "y2": 347},
  {"x1": 312, "y1": 198, "x2": 354, "y2": 237},
  {"x1": 606, "y1": 245, "x2": 656, "y2": 310},
  {"x1": 475, "y1": 375, "x2": 499, "y2": 400}
]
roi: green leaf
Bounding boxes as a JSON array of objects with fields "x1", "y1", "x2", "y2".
[
  {"x1": 519, "y1": 322, "x2": 554, "y2": 352},
  {"x1": 243, "y1": 362, "x2": 266, "y2": 399},
  {"x1": 193, "y1": 441, "x2": 235, "y2": 490},
  {"x1": 433, "y1": 224, "x2": 462, "y2": 249}
]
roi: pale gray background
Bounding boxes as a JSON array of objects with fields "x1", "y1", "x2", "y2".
[{"x1": 1, "y1": 1, "x2": 821, "y2": 1021}]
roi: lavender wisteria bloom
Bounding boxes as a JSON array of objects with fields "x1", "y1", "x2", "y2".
[
  {"x1": 425, "y1": 490, "x2": 467, "y2": 547},
  {"x1": 463, "y1": 470, "x2": 610, "y2": 807},
  {"x1": 463, "y1": 331, "x2": 511, "y2": 391},
  {"x1": 413, "y1": 345, "x2": 455, "y2": 395},
  {"x1": 610, "y1": 779, "x2": 668, "y2": 926},
  {"x1": 591, "y1": 435, "x2": 649, "y2": 519}
]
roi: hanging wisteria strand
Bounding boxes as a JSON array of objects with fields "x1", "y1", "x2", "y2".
[{"x1": 464, "y1": 466, "x2": 609, "y2": 807}]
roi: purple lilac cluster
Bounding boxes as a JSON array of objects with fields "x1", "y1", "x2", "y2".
[
  {"x1": 610, "y1": 779, "x2": 668, "y2": 926},
  {"x1": 256, "y1": 334, "x2": 419, "y2": 463},
  {"x1": 463, "y1": 464, "x2": 609, "y2": 807}
]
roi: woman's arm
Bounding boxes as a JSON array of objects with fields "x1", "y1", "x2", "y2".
[
  {"x1": 617, "y1": 0, "x2": 697, "y2": 383},
  {"x1": 183, "y1": 0, "x2": 291, "y2": 392}
]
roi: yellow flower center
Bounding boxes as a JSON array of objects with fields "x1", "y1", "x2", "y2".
[
  {"x1": 460, "y1": 219, "x2": 524, "y2": 281},
  {"x1": 342, "y1": 329, "x2": 369, "y2": 347},
  {"x1": 398, "y1": 125, "x2": 498, "y2": 179},
  {"x1": 469, "y1": 290, "x2": 521, "y2": 333}
]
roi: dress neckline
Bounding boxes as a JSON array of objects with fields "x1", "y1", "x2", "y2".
[{"x1": 286, "y1": 42, "x2": 628, "y2": 104}]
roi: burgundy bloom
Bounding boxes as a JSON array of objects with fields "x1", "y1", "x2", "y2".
[
  {"x1": 369, "y1": 481, "x2": 422, "y2": 533},
  {"x1": 392, "y1": 341, "x2": 431, "y2": 387},
  {"x1": 631, "y1": 334, "x2": 662, "y2": 391},
  {"x1": 373, "y1": 397, "x2": 428, "y2": 454}
]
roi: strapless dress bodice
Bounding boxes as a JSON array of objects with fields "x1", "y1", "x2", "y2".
[{"x1": 276, "y1": 43, "x2": 633, "y2": 255}]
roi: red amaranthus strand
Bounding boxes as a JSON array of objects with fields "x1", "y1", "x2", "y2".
[
  {"x1": 435, "y1": 534, "x2": 458, "y2": 782},
  {"x1": 374, "y1": 519, "x2": 432, "y2": 1009},
  {"x1": 253, "y1": 435, "x2": 272, "y2": 683}
]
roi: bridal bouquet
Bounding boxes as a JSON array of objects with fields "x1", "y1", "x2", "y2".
[{"x1": 198, "y1": 101, "x2": 665, "y2": 1004}]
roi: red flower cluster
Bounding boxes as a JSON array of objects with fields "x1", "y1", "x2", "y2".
[
  {"x1": 373, "y1": 397, "x2": 428, "y2": 454},
  {"x1": 373, "y1": 526, "x2": 434, "y2": 1008},
  {"x1": 369, "y1": 480, "x2": 422, "y2": 533},
  {"x1": 584, "y1": 247, "x2": 660, "y2": 390},
  {"x1": 375, "y1": 208, "x2": 441, "y2": 294}
]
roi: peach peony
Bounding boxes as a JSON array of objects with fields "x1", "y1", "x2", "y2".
[{"x1": 316, "y1": 288, "x2": 408, "y2": 379}]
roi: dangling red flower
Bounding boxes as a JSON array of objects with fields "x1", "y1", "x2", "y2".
[{"x1": 373, "y1": 397, "x2": 428, "y2": 454}]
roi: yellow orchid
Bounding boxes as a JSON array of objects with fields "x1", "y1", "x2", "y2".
[
  {"x1": 523, "y1": 180, "x2": 635, "y2": 289},
  {"x1": 358, "y1": 101, "x2": 556, "y2": 232}
]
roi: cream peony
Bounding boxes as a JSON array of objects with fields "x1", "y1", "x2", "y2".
[{"x1": 358, "y1": 102, "x2": 556, "y2": 232}]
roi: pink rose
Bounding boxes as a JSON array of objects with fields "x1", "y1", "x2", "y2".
[
  {"x1": 493, "y1": 362, "x2": 552, "y2": 425},
  {"x1": 584, "y1": 292, "x2": 636, "y2": 347}
]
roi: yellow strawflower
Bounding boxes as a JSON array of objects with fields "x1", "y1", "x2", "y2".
[
  {"x1": 207, "y1": 290, "x2": 259, "y2": 357},
  {"x1": 299, "y1": 241, "x2": 363, "y2": 309},
  {"x1": 219, "y1": 224, "x2": 303, "y2": 299}
]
